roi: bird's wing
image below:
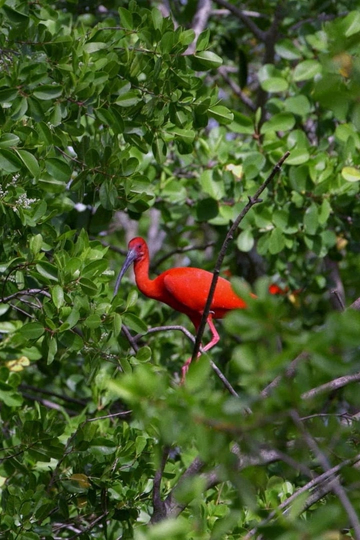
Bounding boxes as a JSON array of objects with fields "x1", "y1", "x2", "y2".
[{"x1": 162, "y1": 268, "x2": 245, "y2": 315}]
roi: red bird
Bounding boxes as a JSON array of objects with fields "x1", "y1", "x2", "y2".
[{"x1": 115, "y1": 237, "x2": 247, "y2": 381}]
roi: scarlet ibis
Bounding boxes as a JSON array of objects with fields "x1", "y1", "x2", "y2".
[{"x1": 115, "y1": 237, "x2": 247, "y2": 381}]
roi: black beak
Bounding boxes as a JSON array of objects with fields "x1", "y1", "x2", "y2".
[{"x1": 113, "y1": 248, "x2": 137, "y2": 297}]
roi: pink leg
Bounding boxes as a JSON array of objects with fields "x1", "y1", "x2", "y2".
[{"x1": 181, "y1": 316, "x2": 220, "y2": 383}]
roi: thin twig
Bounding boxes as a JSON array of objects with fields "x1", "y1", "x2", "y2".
[
  {"x1": 261, "y1": 351, "x2": 310, "y2": 398},
  {"x1": 121, "y1": 324, "x2": 139, "y2": 353},
  {"x1": 191, "y1": 152, "x2": 290, "y2": 365}
]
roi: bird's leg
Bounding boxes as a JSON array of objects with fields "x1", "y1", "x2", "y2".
[{"x1": 181, "y1": 315, "x2": 220, "y2": 383}]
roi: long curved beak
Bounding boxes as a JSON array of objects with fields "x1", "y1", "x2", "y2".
[{"x1": 113, "y1": 248, "x2": 137, "y2": 297}]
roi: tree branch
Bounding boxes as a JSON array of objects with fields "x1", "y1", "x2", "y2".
[
  {"x1": 301, "y1": 371, "x2": 360, "y2": 401},
  {"x1": 290, "y1": 410, "x2": 360, "y2": 539},
  {"x1": 212, "y1": 0, "x2": 266, "y2": 41},
  {"x1": 218, "y1": 66, "x2": 256, "y2": 112},
  {"x1": 133, "y1": 324, "x2": 240, "y2": 397},
  {"x1": 187, "y1": 0, "x2": 212, "y2": 55},
  {"x1": 1, "y1": 288, "x2": 51, "y2": 303},
  {"x1": 191, "y1": 152, "x2": 290, "y2": 365},
  {"x1": 151, "y1": 446, "x2": 171, "y2": 524},
  {"x1": 247, "y1": 452, "x2": 360, "y2": 537}
]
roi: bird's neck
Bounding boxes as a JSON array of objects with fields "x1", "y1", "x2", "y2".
[{"x1": 133, "y1": 257, "x2": 159, "y2": 298}]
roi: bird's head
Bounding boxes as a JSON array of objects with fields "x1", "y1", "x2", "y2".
[{"x1": 113, "y1": 237, "x2": 148, "y2": 297}]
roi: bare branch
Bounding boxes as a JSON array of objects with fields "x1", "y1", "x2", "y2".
[
  {"x1": 291, "y1": 410, "x2": 360, "y2": 539},
  {"x1": 349, "y1": 296, "x2": 360, "y2": 311},
  {"x1": 1, "y1": 288, "x2": 51, "y2": 303},
  {"x1": 151, "y1": 446, "x2": 171, "y2": 524},
  {"x1": 122, "y1": 324, "x2": 139, "y2": 353},
  {"x1": 191, "y1": 152, "x2": 290, "y2": 365},
  {"x1": 326, "y1": 256, "x2": 346, "y2": 311},
  {"x1": 164, "y1": 456, "x2": 205, "y2": 518},
  {"x1": 247, "y1": 452, "x2": 360, "y2": 537},
  {"x1": 218, "y1": 66, "x2": 256, "y2": 112},
  {"x1": 187, "y1": 0, "x2": 212, "y2": 55},
  {"x1": 302, "y1": 371, "x2": 360, "y2": 401},
  {"x1": 212, "y1": 0, "x2": 266, "y2": 41}
]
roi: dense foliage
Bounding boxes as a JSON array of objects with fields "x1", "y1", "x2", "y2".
[{"x1": 1, "y1": 1, "x2": 360, "y2": 538}]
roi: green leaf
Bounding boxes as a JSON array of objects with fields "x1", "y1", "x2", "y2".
[
  {"x1": 293, "y1": 60, "x2": 322, "y2": 81},
  {"x1": 200, "y1": 170, "x2": 225, "y2": 200},
  {"x1": 208, "y1": 105, "x2": 234, "y2": 125},
  {"x1": 152, "y1": 137, "x2": 167, "y2": 164},
  {"x1": 16, "y1": 149, "x2": 40, "y2": 177},
  {"x1": 118, "y1": 7, "x2": 133, "y2": 29},
  {"x1": 304, "y1": 204, "x2": 319, "y2": 235},
  {"x1": 83, "y1": 42, "x2": 107, "y2": 53},
  {"x1": 285, "y1": 148, "x2": 310, "y2": 165},
  {"x1": 343, "y1": 10, "x2": 360, "y2": 37},
  {"x1": 19, "y1": 322, "x2": 45, "y2": 340},
  {"x1": 0, "y1": 389, "x2": 23, "y2": 407},
  {"x1": 52, "y1": 285, "x2": 64, "y2": 309},
  {"x1": 260, "y1": 113, "x2": 295, "y2": 134},
  {"x1": 318, "y1": 199, "x2": 331, "y2": 224},
  {"x1": 243, "y1": 152, "x2": 266, "y2": 179},
  {"x1": 196, "y1": 29, "x2": 210, "y2": 52},
  {"x1": 0, "y1": 149, "x2": 22, "y2": 172},
  {"x1": 2, "y1": 5, "x2": 28, "y2": 24},
  {"x1": 164, "y1": 126, "x2": 195, "y2": 144},
  {"x1": 284, "y1": 95, "x2": 311, "y2": 116},
  {"x1": 33, "y1": 85, "x2": 63, "y2": 100},
  {"x1": 237, "y1": 229, "x2": 254, "y2": 252},
  {"x1": 47, "y1": 336, "x2": 57, "y2": 365},
  {"x1": 229, "y1": 111, "x2": 254, "y2": 134},
  {"x1": 30, "y1": 234, "x2": 43, "y2": 255},
  {"x1": 60, "y1": 309, "x2": 80, "y2": 330},
  {"x1": 99, "y1": 180, "x2": 118, "y2": 210},
  {"x1": 151, "y1": 7, "x2": 163, "y2": 31},
  {"x1": 193, "y1": 50, "x2": 223, "y2": 69},
  {"x1": 0, "y1": 133, "x2": 20, "y2": 148},
  {"x1": 36, "y1": 261, "x2": 59, "y2": 282},
  {"x1": 0, "y1": 88, "x2": 18, "y2": 103},
  {"x1": 123, "y1": 313, "x2": 148, "y2": 334},
  {"x1": 115, "y1": 91, "x2": 141, "y2": 107},
  {"x1": 82, "y1": 259, "x2": 108, "y2": 279},
  {"x1": 341, "y1": 167, "x2": 360, "y2": 182},
  {"x1": 275, "y1": 39, "x2": 302, "y2": 60},
  {"x1": 269, "y1": 228, "x2": 285, "y2": 254},
  {"x1": 196, "y1": 198, "x2": 218, "y2": 221},
  {"x1": 45, "y1": 158, "x2": 71, "y2": 182},
  {"x1": 79, "y1": 278, "x2": 99, "y2": 296},
  {"x1": 261, "y1": 77, "x2": 288, "y2": 92},
  {"x1": 160, "y1": 31, "x2": 175, "y2": 54},
  {"x1": 84, "y1": 314, "x2": 102, "y2": 329}
]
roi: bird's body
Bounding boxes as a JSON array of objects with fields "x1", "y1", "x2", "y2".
[{"x1": 115, "y1": 237, "x2": 247, "y2": 380}]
